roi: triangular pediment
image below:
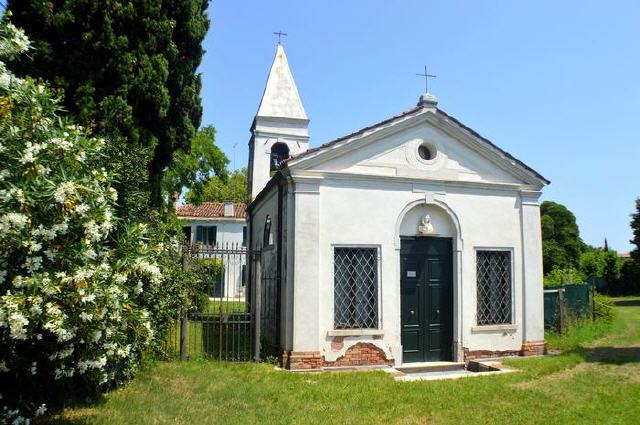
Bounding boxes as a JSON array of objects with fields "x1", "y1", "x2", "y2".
[{"x1": 288, "y1": 108, "x2": 547, "y2": 187}]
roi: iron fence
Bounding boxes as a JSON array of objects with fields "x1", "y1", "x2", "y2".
[
  {"x1": 544, "y1": 283, "x2": 593, "y2": 332},
  {"x1": 163, "y1": 243, "x2": 257, "y2": 361}
]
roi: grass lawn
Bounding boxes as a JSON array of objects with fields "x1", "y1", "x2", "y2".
[{"x1": 46, "y1": 297, "x2": 640, "y2": 425}]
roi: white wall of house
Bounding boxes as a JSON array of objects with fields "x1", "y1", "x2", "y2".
[
  {"x1": 182, "y1": 218, "x2": 247, "y2": 247},
  {"x1": 182, "y1": 217, "x2": 248, "y2": 300}
]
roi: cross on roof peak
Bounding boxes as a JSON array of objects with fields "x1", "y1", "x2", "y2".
[
  {"x1": 273, "y1": 31, "x2": 288, "y2": 44},
  {"x1": 416, "y1": 65, "x2": 436, "y2": 94}
]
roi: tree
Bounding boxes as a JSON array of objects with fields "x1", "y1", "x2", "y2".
[
  {"x1": 540, "y1": 201, "x2": 585, "y2": 274},
  {"x1": 189, "y1": 167, "x2": 249, "y2": 204},
  {"x1": 579, "y1": 247, "x2": 607, "y2": 278},
  {"x1": 631, "y1": 198, "x2": 640, "y2": 262},
  {"x1": 603, "y1": 250, "x2": 621, "y2": 290},
  {"x1": 6, "y1": 0, "x2": 211, "y2": 216},
  {"x1": 162, "y1": 125, "x2": 228, "y2": 208}
]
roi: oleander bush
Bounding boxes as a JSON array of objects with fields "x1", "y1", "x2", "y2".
[{"x1": 0, "y1": 20, "x2": 185, "y2": 423}]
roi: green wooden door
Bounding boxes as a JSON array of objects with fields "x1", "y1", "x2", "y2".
[{"x1": 400, "y1": 237, "x2": 453, "y2": 362}]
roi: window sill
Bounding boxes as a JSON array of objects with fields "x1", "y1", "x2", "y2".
[
  {"x1": 327, "y1": 329, "x2": 384, "y2": 337},
  {"x1": 471, "y1": 324, "x2": 518, "y2": 333}
]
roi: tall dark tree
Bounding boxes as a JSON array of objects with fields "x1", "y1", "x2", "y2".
[
  {"x1": 7, "y1": 0, "x2": 210, "y2": 216},
  {"x1": 540, "y1": 201, "x2": 586, "y2": 274},
  {"x1": 631, "y1": 198, "x2": 640, "y2": 262}
]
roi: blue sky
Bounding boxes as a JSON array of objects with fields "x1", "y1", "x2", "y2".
[{"x1": 201, "y1": 1, "x2": 640, "y2": 252}]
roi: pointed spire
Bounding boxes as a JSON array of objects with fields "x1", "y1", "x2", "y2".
[{"x1": 256, "y1": 44, "x2": 307, "y2": 120}]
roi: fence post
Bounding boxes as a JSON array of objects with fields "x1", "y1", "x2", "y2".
[
  {"x1": 253, "y1": 252, "x2": 262, "y2": 362},
  {"x1": 180, "y1": 247, "x2": 189, "y2": 361},
  {"x1": 558, "y1": 286, "x2": 566, "y2": 334},
  {"x1": 591, "y1": 279, "x2": 596, "y2": 322},
  {"x1": 180, "y1": 309, "x2": 188, "y2": 361}
]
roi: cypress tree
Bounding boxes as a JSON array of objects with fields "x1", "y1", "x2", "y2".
[
  {"x1": 7, "y1": 0, "x2": 210, "y2": 216},
  {"x1": 631, "y1": 198, "x2": 640, "y2": 262}
]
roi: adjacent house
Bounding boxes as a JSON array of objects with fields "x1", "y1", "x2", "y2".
[
  {"x1": 177, "y1": 201, "x2": 248, "y2": 299},
  {"x1": 246, "y1": 43, "x2": 549, "y2": 370}
]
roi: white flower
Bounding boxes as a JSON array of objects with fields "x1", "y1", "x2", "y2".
[
  {"x1": 19, "y1": 142, "x2": 45, "y2": 164},
  {"x1": 34, "y1": 404, "x2": 47, "y2": 417},
  {"x1": 28, "y1": 240, "x2": 42, "y2": 253},
  {"x1": 108, "y1": 187, "x2": 118, "y2": 202},
  {"x1": 101, "y1": 209, "x2": 113, "y2": 232},
  {"x1": 83, "y1": 220, "x2": 103, "y2": 242},
  {"x1": 76, "y1": 203, "x2": 90, "y2": 216},
  {"x1": 82, "y1": 249, "x2": 97, "y2": 261},
  {"x1": 134, "y1": 281, "x2": 143, "y2": 294},
  {"x1": 8, "y1": 311, "x2": 29, "y2": 340},
  {"x1": 81, "y1": 293, "x2": 96, "y2": 303},
  {"x1": 51, "y1": 136, "x2": 72, "y2": 150},
  {"x1": 0, "y1": 213, "x2": 29, "y2": 235},
  {"x1": 79, "y1": 312, "x2": 93, "y2": 322},
  {"x1": 44, "y1": 249, "x2": 57, "y2": 261},
  {"x1": 53, "y1": 181, "x2": 76, "y2": 203},
  {"x1": 23, "y1": 256, "x2": 42, "y2": 273},
  {"x1": 30, "y1": 362, "x2": 37, "y2": 375}
]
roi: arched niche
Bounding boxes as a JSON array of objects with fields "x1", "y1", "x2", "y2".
[{"x1": 395, "y1": 199, "x2": 463, "y2": 251}]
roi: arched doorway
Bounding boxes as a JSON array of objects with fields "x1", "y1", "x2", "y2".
[{"x1": 397, "y1": 203, "x2": 457, "y2": 362}]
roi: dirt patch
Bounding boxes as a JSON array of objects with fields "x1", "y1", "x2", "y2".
[
  {"x1": 513, "y1": 354, "x2": 640, "y2": 391},
  {"x1": 512, "y1": 363, "x2": 590, "y2": 390}
]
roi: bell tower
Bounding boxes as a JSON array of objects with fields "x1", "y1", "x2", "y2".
[{"x1": 248, "y1": 43, "x2": 309, "y2": 199}]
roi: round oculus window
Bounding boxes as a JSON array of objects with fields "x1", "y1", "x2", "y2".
[{"x1": 418, "y1": 144, "x2": 434, "y2": 161}]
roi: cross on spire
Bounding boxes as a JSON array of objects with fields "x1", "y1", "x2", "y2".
[
  {"x1": 416, "y1": 65, "x2": 436, "y2": 93},
  {"x1": 273, "y1": 30, "x2": 288, "y2": 44}
]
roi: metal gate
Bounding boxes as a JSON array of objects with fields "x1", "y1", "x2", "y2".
[
  {"x1": 164, "y1": 244, "x2": 258, "y2": 361},
  {"x1": 163, "y1": 243, "x2": 282, "y2": 362}
]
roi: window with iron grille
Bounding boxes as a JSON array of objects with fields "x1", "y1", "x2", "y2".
[
  {"x1": 334, "y1": 247, "x2": 379, "y2": 329},
  {"x1": 476, "y1": 250, "x2": 512, "y2": 325}
]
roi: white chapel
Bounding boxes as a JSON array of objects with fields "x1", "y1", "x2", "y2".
[{"x1": 247, "y1": 43, "x2": 549, "y2": 369}]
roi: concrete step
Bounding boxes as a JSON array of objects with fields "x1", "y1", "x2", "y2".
[{"x1": 395, "y1": 361, "x2": 465, "y2": 374}]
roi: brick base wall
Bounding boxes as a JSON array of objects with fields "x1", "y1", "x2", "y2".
[
  {"x1": 326, "y1": 343, "x2": 392, "y2": 367},
  {"x1": 463, "y1": 340, "x2": 547, "y2": 361},
  {"x1": 521, "y1": 340, "x2": 547, "y2": 356},
  {"x1": 282, "y1": 351, "x2": 324, "y2": 370},
  {"x1": 283, "y1": 342, "x2": 392, "y2": 370}
]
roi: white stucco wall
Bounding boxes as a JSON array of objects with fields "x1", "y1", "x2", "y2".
[
  {"x1": 182, "y1": 218, "x2": 246, "y2": 247},
  {"x1": 181, "y1": 218, "x2": 248, "y2": 299},
  {"x1": 288, "y1": 177, "x2": 542, "y2": 364}
]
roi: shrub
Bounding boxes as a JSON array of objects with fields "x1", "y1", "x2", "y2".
[
  {"x1": 593, "y1": 293, "x2": 615, "y2": 322},
  {"x1": 543, "y1": 266, "x2": 586, "y2": 287},
  {"x1": 0, "y1": 20, "x2": 173, "y2": 423}
]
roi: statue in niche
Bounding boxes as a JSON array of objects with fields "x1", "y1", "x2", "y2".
[{"x1": 418, "y1": 214, "x2": 434, "y2": 235}]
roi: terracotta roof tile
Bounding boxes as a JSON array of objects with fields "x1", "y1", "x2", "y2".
[{"x1": 176, "y1": 202, "x2": 247, "y2": 219}]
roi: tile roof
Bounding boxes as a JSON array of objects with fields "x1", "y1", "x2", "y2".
[{"x1": 176, "y1": 202, "x2": 247, "y2": 219}]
